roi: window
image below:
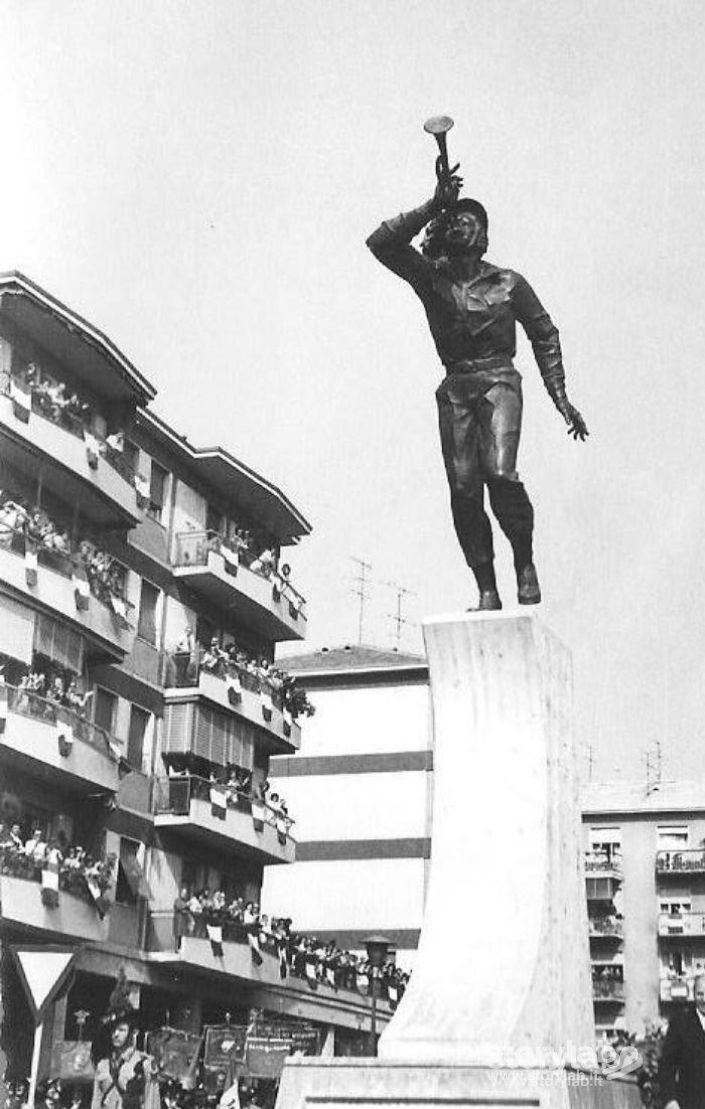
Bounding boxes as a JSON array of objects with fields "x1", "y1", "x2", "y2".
[
  {"x1": 115, "y1": 838, "x2": 149, "y2": 906},
  {"x1": 127, "y1": 705, "x2": 150, "y2": 770},
  {"x1": 34, "y1": 614, "x2": 83, "y2": 674},
  {"x1": 93, "y1": 687, "x2": 117, "y2": 734},
  {"x1": 590, "y1": 827, "x2": 622, "y2": 863},
  {"x1": 122, "y1": 440, "x2": 140, "y2": 478},
  {"x1": 660, "y1": 900, "x2": 692, "y2": 915},
  {"x1": 148, "y1": 461, "x2": 169, "y2": 523},
  {"x1": 137, "y1": 579, "x2": 160, "y2": 644},
  {"x1": 658, "y1": 826, "x2": 689, "y2": 849},
  {"x1": 206, "y1": 505, "x2": 223, "y2": 536}
]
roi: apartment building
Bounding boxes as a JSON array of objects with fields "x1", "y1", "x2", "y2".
[
  {"x1": 266, "y1": 645, "x2": 705, "y2": 1040},
  {"x1": 0, "y1": 272, "x2": 390, "y2": 1089},
  {"x1": 263, "y1": 645, "x2": 432, "y2": 972}
]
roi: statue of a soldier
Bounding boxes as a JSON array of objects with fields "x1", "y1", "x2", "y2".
[{"x1": 366, "y1": 125, "x2": 588, "y2": 610}]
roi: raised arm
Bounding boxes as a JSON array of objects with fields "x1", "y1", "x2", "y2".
[
  {"x1": 366, "y1": 173, "x2": 462, "y2": 289},
  {"x1": 512, "y1": 275, "x2": 589, "y2": 441}
]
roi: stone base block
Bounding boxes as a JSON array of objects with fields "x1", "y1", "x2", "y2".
[{"x1": 276, "y1": 1058, "x2": 641, "y2": 1109}]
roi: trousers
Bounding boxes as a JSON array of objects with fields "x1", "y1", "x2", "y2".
[{"x1": 436, "y1": 367, "x2": 535, "y2": 568}]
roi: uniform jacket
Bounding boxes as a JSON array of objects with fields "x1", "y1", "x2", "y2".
[
  {"x1": 366, "y1": 207, "x2": 565, "y2": 399},
  {"x1": 659, "y1": 1006, "x2": 705, "y2": 1109},
  {"x1": 91, "y1": 1047, "x2": 161, "y2": 1109}
]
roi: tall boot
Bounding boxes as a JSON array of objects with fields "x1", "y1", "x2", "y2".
[
  {"x1": 471, "y1": 562, "x2": 502, "y2": 611},
  {"x1": 486, "y1": 478, "x2": 541, "y2": 604}
]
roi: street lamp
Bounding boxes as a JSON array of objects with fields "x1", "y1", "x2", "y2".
[{"x1": 364, "y1": 935, "x2": 391, "y2": 1056}]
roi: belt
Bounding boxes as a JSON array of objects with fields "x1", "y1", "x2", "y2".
[{"x1": 445, "y1": 355, "x2": 514, "y2": 375}]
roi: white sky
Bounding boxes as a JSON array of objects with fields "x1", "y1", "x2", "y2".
[{"x1": 1, "y1": 0, "x2": 704, "y2": 781}]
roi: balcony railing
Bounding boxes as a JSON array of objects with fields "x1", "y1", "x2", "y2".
[
  {"x1": 0, "y1": 382, "x2": 140, "y2": 524},
  {"x1": 3, "y1": 682, "x2": 115, "y2": 755},
  {"x1": 0, "y1": 861, "x2": 112, "y2": 942},
  {"x1": 660, "y1": 977, "x2": 694, "y2": 1003},
  {"x1": 161, "y1": 652, "x2": 302, "y2": 751},
  {"x1": 585, "y1": 851, "x2": 623, "y2": 877},
  {"x1": 147, "y1": 913, "x2": 404, "y2": 1028},
  {"x1": 154, "y1": 775, "x2": 295, "y2": 865},
  {"x1": 0, "y1": 535, "x2": 134, "y2": 656},
  {"x1": 657, "y1": 849, "x2": 705, "y2": 875},
  {"x1": 658, "y1": 912, "x2": 705, "y2": 938},
  {"x1": 588, "y1": 917, "x2": 624, "y2": 939},
  {"x1": 172, "y1": 531, "x2": 307, "y2": 642},
  {"x1": 592, "y1": 978, "x2": 625, "y2": 1001}
]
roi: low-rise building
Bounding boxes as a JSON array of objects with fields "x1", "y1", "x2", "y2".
[{"x1": 266, "y1": 644, "x2": 705, "y2": 1040}]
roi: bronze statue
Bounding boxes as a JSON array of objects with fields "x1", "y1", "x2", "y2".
[{"x1": 366, "y1": 116, "x2": 588, "y2": 610}]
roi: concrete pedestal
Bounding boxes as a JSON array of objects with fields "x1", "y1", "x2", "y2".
[
  {"x1": 275, "y1": 614, "x2": 640, "y2": 1109},
  {"x1": 380, "y1": 612, "x2": 593, "y2": 1064}
]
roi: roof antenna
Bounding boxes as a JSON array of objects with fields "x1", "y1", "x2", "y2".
[
  {"x1": 350, "y1": 557, "x2": 372, "y2": 644},
  {"x1": 381, "y1": 579, "x2": 416, "y2": 646}
]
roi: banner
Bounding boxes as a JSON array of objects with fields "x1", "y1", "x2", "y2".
[
  {"x1": 220, "y1": 545, "x2": 239, "y2": 576},
  {"x1": 210, "y1": 787, "x2": 227, "y2": 820},
  {"x1": 244, "y1": 1038, "x2": 291, "y2": 1079},
  {"x1": 206, "y1": 923, "x2": 223, "y2": 957},
  {"x1": 41, "y1": 868, "x2": 60, "y2": 909},
  {"x1": 25, "y1": 544, "x2": 38, "y2": 588},
  {"x1": 147, "y1": 1029, "x2": 202, "y2": 1080},
  {"x1": 73, "y1": 571, "x2": 91, "y2": 612},
  {"x1": 50, "y1": 1040, "x2": 95, "y2": 1081},
  {"x1": 10, "y1": 378, "x2": 31, "y2": 422},
  {"x1": 83, "y1": 431, "x2": 101, "y2": 470},
  {"x1": 203, "y1": 1025, "x2": 247, "y2": 1069}
]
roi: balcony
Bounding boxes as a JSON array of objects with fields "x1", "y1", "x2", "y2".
[
  {"x1": 0, "y1": 540, "x2": 133, "y2": 659},
  {"x1": 592, "y1": 978, "x2": 625, "y2": 1003},
  {"x1": 658, "y1": 912, "x2": 705, "y2": 938},
  {"x1": 172, "y1": 532, "x2": 307, "y2": 642},
  {"x1": 589, "y1": 918, "x2": 624, "y2": 940},
  {"x1": 162, "y1": 654, "x2": 301, "y2": 755},
  {"x1": 147, "y1": 917, "x2": 393, "y2": 1033},
  {"x1": 0, "y1": 390, "x2": 140, "y2": 527},
  {"x1": 154, "y1": 776, "x2": 295, "y2": 865},
  {"x1": 585, "y1": 851, "x2": 623, "y2": 879},
  {"x1": 657, "y1": 849, "x2": 705, "y2": 875},
  {"x1": 0, "y1": 683, "x2": 120, "y2": 793},
  {"x1": 0, "y1": 873, "x2": 110, "y2": 942},
  {"x1": 660, "y1": 978, "x2": 694, "y2": 1003}
]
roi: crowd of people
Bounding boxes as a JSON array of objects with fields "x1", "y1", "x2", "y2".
[
  {"x1": 7, "y1": 364, "x2": 128, "y2": 467},
  {"x1": 170, "y1": 631, "x2": 314, "y2": 721},
  {"x1": 3, "y1": 1072, "x2": 277, "y2": 1109},
  {"x1": 6, "y1": 665, "x2": 94, "y2": 719},
  {"x1": 0, "y1": 821, "x2": 115, "y2": 912},
  {"x1": 0, "y1": 491, "x2": 130, "y2": 612},
  {"x1": 181, "y1": 530, "x2": 305, "y2": 615},
  {"x1": 172, "y1": 891, "x2": 409, "y2": 1001},
  {"x1": 163, "y1": 766, "x2": 293, "y2": 837},
  {"x1": 10, "y1": 363, "x2": 93, "y2": 431},
  {"x1": 592, "y1": 964, "x2": 624, "y2": 997}
]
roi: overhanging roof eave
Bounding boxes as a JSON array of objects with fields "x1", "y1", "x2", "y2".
[
  {"x1": 0, "y1": 270, "x2": 157, "y2": 404},
  {"x1": 138, "y1": 409, "x2": 312, "y2": 542}
]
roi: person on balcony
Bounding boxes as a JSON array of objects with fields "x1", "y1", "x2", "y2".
[
  {"x1": 248, "y1": 548, "x2": 275, "y2": 578},
  {"x1": 173, "y1": 887, "x2": 193, "y2": 952},
  {"x1": 172, "y1": 628, "x2": 195, "y2": 685}
]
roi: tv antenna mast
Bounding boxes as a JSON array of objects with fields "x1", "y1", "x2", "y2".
[
  {"x1": 382, "y1": 579, "x2": 416, "y2": 645},
  {"x1": 350, "y1": 556, "x2": 372, "y2": 644}
]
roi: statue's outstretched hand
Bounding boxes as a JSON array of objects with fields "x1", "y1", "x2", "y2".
[
  {"x1": 434, "y1": 159, "x2": 463, "y2": 209},
  {"x1": 561, "y1": 401, "x2": 589, "y2": 441}
]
